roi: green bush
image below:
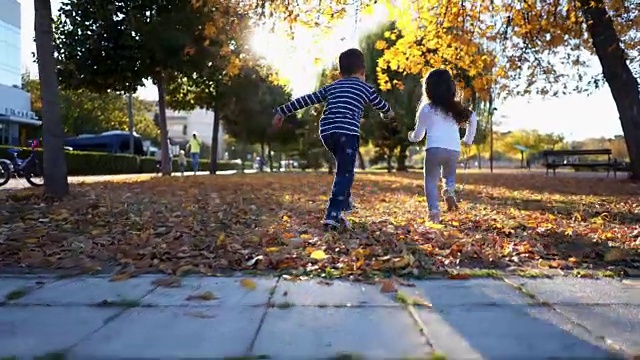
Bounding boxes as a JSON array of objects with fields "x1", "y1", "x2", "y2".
[{"x1": 0, "y1": 145, "x2": 239, "y2": 176}]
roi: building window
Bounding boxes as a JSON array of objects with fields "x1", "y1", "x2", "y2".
[{"x1": 182, "y1": 125, "x2": 188, "y2": 135}]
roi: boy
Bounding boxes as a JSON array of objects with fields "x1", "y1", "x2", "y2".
[
  {"x1": 272, "y1": 48, "x2": 394, "y2": 229},
  {"x1": 178, "y1": 150, "x2": 187, "y2": 176}
]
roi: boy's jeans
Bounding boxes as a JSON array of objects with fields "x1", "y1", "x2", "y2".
[
  {"x1": 424, "y1": 147, "x2": 460, "y2": 212},
  {"x1": 190, "y1": 153, "x2": 199, "y2": 173},
  {"x1": 321, "y1": 132, "x2": 359, "y2": 221}
]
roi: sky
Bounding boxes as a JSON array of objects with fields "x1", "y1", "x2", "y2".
[{"x1": 18, "y1": 0, "x2": 624, "y2": 141}]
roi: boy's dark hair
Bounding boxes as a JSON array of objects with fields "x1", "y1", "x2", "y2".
[
  {"x1": 338, "y1": 48, "x2": 365, "y2": 77},
  {"x1": 424, "y1": 69, "x2": 472, "y2": 125}
]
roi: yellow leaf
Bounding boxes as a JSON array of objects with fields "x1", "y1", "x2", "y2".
[
  {"x1": 216, "y1": 233, "x2": 225, "y2": 246},
  {"x1": 310, "y1": 250, "x2": 328, "y2": 260},
  {"x1": 240, "y1": 278, "x2": 257, "y2": 290},
  {"x1": 24, "y1": 238, "x2": 39, "y2": 244},
  {"x1": 426, "y1": 222, "x2": 444, "y2": 229}
]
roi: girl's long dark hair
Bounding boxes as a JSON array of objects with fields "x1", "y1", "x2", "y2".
[{"x1": 424, "y1": 69, "x2": 471, "y2": 125}]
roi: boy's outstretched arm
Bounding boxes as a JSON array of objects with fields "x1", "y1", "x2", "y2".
[
  {"x1": 366, "y1": 87, "x2": 393, "y2": 118},
  {"x1": 273, "y1": 88, "x2": 328, "y2": 127}
]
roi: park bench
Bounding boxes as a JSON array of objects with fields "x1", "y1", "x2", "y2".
[{"x1": 542, "y1": 148, "x2": 629, "y2": 178}]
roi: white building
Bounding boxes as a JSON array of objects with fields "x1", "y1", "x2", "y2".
[
  {"x1": 153, "y1": 106, "x2": 226, "y2": 160},
  {"x1": 0, "y1": 0, "x2": 40, "y2": 146}
]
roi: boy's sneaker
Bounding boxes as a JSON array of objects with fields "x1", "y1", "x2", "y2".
[
  {"x1": 428, "y1": 210, "x2": 441, "y2": 224},
  {"x1": 442, "y1": 189, "x2": 459, "y2": 211},
  {"x1": 322, "y1": 213, "x2": 351, "y2": 231}
]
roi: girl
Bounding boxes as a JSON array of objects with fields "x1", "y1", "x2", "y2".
[{"x1": 408, "y1": 69, "x2": 477, "y2": 224}]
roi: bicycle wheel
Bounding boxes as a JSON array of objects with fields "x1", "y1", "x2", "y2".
[
  {"x1": 0, "y1": 160, "x2": 11, "y2": 187},
  {"x1": 25, "y1": 161, "x2": 44, "y2": 187}
]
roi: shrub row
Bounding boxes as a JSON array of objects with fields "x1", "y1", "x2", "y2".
[{"x1": 0, "y1": 146, "x2": 238, "y2": 176}]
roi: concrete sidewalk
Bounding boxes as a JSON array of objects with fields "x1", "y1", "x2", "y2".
[
  {"x1": 1, "y1": 169, "x2": 259, "y2": 190},
  {"x1": 0, "y1": 275, "x2": 638, "y2": 359}
]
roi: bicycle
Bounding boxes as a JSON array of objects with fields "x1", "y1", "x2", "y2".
[{"x1": 0, "y1": 140, "x2": 44, "y2": 187}]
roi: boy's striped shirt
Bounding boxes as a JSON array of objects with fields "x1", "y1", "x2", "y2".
[{"x1": 275, "y1": 77, "x2": 392, "y2": 136}]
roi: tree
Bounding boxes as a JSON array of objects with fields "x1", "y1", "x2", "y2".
[
  {"x1": 23, "y1": 75, "x2": 159, "y2": 142},
  {"x1": 34, "y1": 0, "x2": 69, "y2": 197},
  {"x1": 221, "y1": 65, "x2": 293, "y2": 171},
  {"x1": 164, "y1": 1, "x2": 250, "y2": 173},
  {"x1": 55, "y1": 0, "x2": 240, "y2": 175},
  {"x1": 374, "y1": 0, "x2": 640, "y2": 179},
  {"x1": 360, "y1": 22, "x2": 423, "y2": 172}
]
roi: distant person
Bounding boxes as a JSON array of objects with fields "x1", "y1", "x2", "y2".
[
  {"x1": 272, "y1": 48, "x2": 394, "y2": 230},
  {"x1": 154, "y1": 149, "x2": 162, "y2": 175},
  {"x1": 408, "y1": 69, "x2": 478, "y2": 224},
  {"x1": 178, "y1": 150, "x2": 187, "y2": 176},
  {"x1": 187, "y1": 132, "x2": 202, "y2": 175}
]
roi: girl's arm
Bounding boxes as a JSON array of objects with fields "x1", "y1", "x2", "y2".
[
  {"x1": 408, "y1": 103, "x2": 429, "y2": 142},
  {"x1": 463, "y1": 112, "x2": 478, "y2": 145}
]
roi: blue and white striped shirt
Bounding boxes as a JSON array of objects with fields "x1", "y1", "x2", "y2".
[{"x1": 275, "y1": 77, "x2": 392, "y2": 136}]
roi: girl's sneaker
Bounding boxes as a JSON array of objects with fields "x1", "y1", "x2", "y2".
[
  {"x1": 442, "y1": 189, "x2": 459, "y2": 211},
  {"x1": 428, "y1": 210, "x2": 441, "y2": 224}
]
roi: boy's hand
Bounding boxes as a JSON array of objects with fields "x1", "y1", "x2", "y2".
[
  {"x1": 272, "y1": 113, "x2": 284, "y2": 128},
  {"x1": 381, "y1": 110, "x2": 395, "y2": 120}
]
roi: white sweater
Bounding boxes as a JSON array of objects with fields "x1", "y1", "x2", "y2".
[{"x1": 408, "y1": 103, "x2": 477, "y2": 151}]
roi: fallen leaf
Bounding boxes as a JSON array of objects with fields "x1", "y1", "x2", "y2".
[
  {"x1": 448, "y1": 273, "x2": 471, "y2": 280},
  {"x1": 152, "y1": 276, "x2": 182, "y2": 288},
  {"x1": 240, "y1": 278, "x2": 257, "y2": 290},
  {"x1": 110, "y1": 272, "x2": 133, "y2": 282},
  {"x1": 380, "y1": 279, "x2": 397, "y2": 293},
  {"x1": 186, "y1": 291, "x2": 217, "y2": 301},
  {"x1": 310, "y1": 250, "x2": 328, "y2": 260}
]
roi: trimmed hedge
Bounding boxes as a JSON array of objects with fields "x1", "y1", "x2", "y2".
[{"x1": 0, "y1": 145, "x2": 238, "y2": 176}]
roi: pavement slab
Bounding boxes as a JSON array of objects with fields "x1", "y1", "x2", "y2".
[
  {"x1": 509, "y1": 277, "x2": 640, "y2": 305},
  {"x1": 252, "y1": 307, "x2": 430, "y2": 359},
  {"x1": 271, "y1": 279, "x2": 398, "y2": 307},
  {"x1": 415, "y1": 305, "x2": 618, "y2": 359},
  {"x1": 14, "y1": 276, "x2": 157, "y2": 305},
  {"x1": 70, "y1": 306, "x2": 265, "y2": 358},
  {"x1": 554, "y1": 304, "x2": 640, "y2": 353},
  {"x1": 141, "y1": 276, "x2": 277, "y2": 307},
  {"x1": 0, "y1": 306, "x2": 121, "y2": 358},
  {"x1": 402, "y1": 278, "x2": 534, "y2": 306}
]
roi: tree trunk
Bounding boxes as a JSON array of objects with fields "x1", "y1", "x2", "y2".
[
  {"x1": 240, "y1": 140, "x2": 247, "y2": 174},
  {"x1": 210, "y1": 104, "x2": 220, "y2": 174},
  {"x1": 267, "y1": 143, "x2": 274, "y2": 172},
  {"x1": 357, "y1": 149, "x2": 366, "y2": 170},
  {"x1": 260, "y1": 142, "x2": 265, "y2": 172},
  {"x1": 34, "y1": 0, "x2": 69, "y2": 198},
  {"x1": 580, "y1": 0, "x2": 640, "y2": 179},
  {"x1": 155, "y1": 73, "x2": 171, "y2": 176},
  {"x1": 396, "y1": 143, "x2": 409, "y2": 171}
]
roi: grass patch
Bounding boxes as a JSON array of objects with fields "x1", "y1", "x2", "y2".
[
  {"x1": 4, "y1": 288, "x2": 29, "y2": 301},
  {"x1": 330, "y1": 353, "x2": 365, "y2": 360},
  {"x1": 96, "y1": 298, "x2": 141, "y2": 308},
  {"x1": 34, "y1": 352, "x2": 66, "y2": 360},
  {"x1": 515, "y1": 269, "x2": 549, "y2": 278},
  {"x1": 430, "y1": 352, "x2": 448, "y2": 360},
  {"x1": 272, "y1": 301, "x2": 294, "y2": 309}
]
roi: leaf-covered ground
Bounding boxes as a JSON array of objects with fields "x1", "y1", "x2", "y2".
[{"x1": 1, "y1": 172, "x2": 639, "y2": 279}]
